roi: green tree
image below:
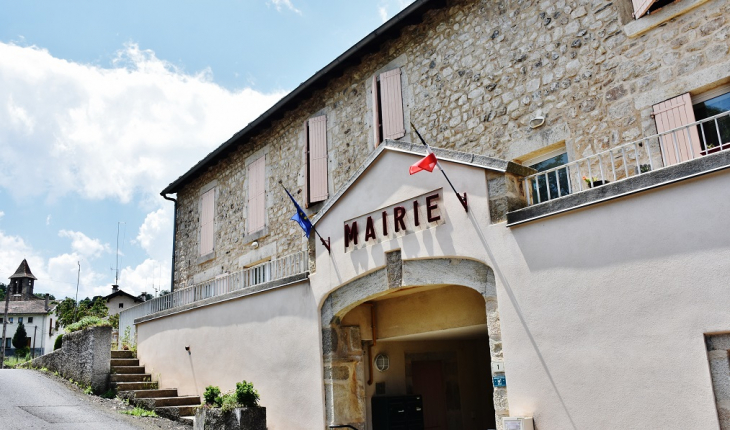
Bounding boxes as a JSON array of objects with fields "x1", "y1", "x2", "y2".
[
  {"x1": 0, "y1": 283, "x2": 6, "y2": 301},
  {"x1": 12, "y1": 321, "x2": 29, "y2": 356},
  {"x1": 55, "y1": 296, "x2": 109, "y2": 327},
  {"x1": 33, "y1": 293, "x2": 56, "y2": 300},
  {"x1": 137, "y1": 292, "x2": 153, "y2": 301}
]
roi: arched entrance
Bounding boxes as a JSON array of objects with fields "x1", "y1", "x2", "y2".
[{"x1": 321, "y1": 251, "x2": 507, "y2": 430}]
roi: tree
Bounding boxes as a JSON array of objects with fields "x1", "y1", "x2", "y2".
[
  {"x1": 0, "y1": 283, "x2": 5, "y2": 301},
  {"x1": 55, "y1": 296, "x2": 109, "y2": 327},
  {"x1": 12, "y1": 321, "x2": 29, "y2": 356},
  {"x1": 33, "y1": 293, "x2": 56, "y2": 300},
  {"x1": 159, "y1": 290, "x2": 170, "y2": 296},
  {"x1": 137, "y1": 292, "x2": 153, "y2": 301}
]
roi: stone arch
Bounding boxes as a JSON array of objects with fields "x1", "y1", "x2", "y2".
[{"x1": 321, "y1": 250, "x2": 507, "y2": 430}]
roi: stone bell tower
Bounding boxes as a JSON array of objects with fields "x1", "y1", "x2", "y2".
[{"x1": 8, "y1": 259, "x2": 38, "y2": 301}]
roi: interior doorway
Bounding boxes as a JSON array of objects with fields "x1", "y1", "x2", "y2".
[{"x1": 412, "y1": 360, "x2": 448, "y2": 430}]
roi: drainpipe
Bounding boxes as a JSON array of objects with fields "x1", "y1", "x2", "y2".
[{"x1": 161, "y1": 193, "x2": 178, "y2": 292}]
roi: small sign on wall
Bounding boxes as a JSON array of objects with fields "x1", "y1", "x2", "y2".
[{"x1": 492, "y1": 375, "x2": 506, "y2": 387}]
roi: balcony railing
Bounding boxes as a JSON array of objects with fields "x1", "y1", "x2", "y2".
[
  {"x1": 524, "y1": 110, "x2": 730, "y2": 206},
  {"x1": 118, "y1": 250, "x2": 308, "y2": 342}
]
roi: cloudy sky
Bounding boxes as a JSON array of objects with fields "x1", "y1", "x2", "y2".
[{"x1": 0, "y1": 0, "x2": 413, "y2": 300}]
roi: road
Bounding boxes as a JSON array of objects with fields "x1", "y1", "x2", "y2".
[{"x1": 0, "y1": 369, "x2": 185, "y2": 430}]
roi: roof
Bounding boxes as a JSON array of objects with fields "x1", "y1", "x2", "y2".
[
  {"x1": 104, "y1": 289, "x2": 143, "y2": 303},
  {"x1": 9, "y1": 259, "x2": 37, "y2": 280},
  {"x1": 161, "y1": 0, "x2": 448, "y2": 195},
  {"x1": 7, "y1": 299, "x2": 51, "y2": 315},
  {"x1": 311, "y1": 140, "x2": 535, "y2": 225}
]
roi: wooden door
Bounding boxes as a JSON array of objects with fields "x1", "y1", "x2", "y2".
[{"x1": 412, "y1": 360, "x2": 447, "y2": 430}]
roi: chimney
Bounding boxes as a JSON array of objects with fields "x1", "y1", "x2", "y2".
[
  {"x1": 112, "y1": 284, "x2": 119, "y2": 293},
  {"x1": 45, "y1": 294, "x2": 49, "y2": 311}
]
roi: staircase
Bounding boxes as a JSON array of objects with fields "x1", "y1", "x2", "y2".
[{"x1": 111, "y1": 350, "x2": 199, "y2": 424}]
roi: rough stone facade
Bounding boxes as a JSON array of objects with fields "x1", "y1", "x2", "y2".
[
  {"x1": 28, "y1": 326, "x2": 111, "y2": 393},
  {"x1": 171, "y1": 0, "x2": 730, "y2": 289}
]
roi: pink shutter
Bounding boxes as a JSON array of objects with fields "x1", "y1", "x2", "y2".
[
  {"x1": 653, "y1": 93, "x2": 702, "y2": 166},
  {"x1": 372, "y1": 75, "x2": 381, "y2": 147},
  {"x1": 379, "y1": 68, "x2": 405, "y2": 140},
  {"x1": 247, "y1": 156, "x2": 266, "y2": 233},
  {"x1": 308, "y1": 115, "x2": 328, "y2": 203},
  {"x1": 200, "y1": 189, "x2": 214, "y2": 255},
  {"x1": 632, "y1": 0, "x2": 660, "y2": 18}
]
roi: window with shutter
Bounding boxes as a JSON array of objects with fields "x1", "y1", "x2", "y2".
[
  {"x1": 373, "y1": 68, "x2": 405, "y2": 145},
  {"x1": 248, "y1": 156, "x2": 266, "y2": 233},
  {"x1": 652, "y1": 93, "x2": 702, "y2": 166},
  {"x1": 632, "y1": 0, "x2": 678, "y2": 19},
  {"x1": 307, "y1": 115, "x2": 328, "y2": 204},
  {"x1": 199, "y1": 188, "x2": 215, "y2": 256}
]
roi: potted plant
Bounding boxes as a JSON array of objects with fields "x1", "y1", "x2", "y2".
[
  {"x1": 583, "y1": 176, "x2": 609, "y2": 188},
  {"x1": 195, "y1": 381, "x2": 266, "y2": 430}
]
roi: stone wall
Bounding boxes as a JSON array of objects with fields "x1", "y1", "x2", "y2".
[
  {"x1": 171, "y1": 0, "x2": 730, "y2": 289},
  {"x1": 28, "y1": 326, "x2": 111, "y2": 393}
]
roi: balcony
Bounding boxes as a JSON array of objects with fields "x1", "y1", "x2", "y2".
[
  {"x1": 119, "y1": 250, "x2": 308, "y2": 339},
  {"x1": 509, "y1": 110, "x2": 730, "y2": 225}
]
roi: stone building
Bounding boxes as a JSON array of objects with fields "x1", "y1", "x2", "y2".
[
  {"x1": 121, "y1": 0, "x2": 730, "y2": 429},
  {"x1": 1, "y1": 260, "x2": 60, "y2": 357}
]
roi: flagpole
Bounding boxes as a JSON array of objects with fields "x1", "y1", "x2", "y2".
[
  {"x1": 278, "y1": 183, "x2": 331, "y2": 253},
  {"x1": 410, "y1": 123, "x2": 468, "y2": 212}
]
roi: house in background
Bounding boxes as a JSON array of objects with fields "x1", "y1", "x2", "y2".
[
  {"x1": 103, "y1": 285, "x2": 143, "y2": 316},
  {"x1": 1, "y1": 259, "x2": 59, "y2": 357}
]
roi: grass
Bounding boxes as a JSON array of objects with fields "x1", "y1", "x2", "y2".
[
  {"x1": 2, "y1": 353, "x2": 31, "y2": 368},
  {"x1": 65, "y1": 316, "x2": 112, "y2": 333},
  {"x1": 121, "y1": 407, "x2": 158, "y2": 417}
]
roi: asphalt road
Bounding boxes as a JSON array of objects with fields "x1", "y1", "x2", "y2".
[{"x1": 0, "y1": 369, "x2": 181, "y2": 430}]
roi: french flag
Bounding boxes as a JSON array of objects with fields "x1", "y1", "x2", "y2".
[{"x1": 409, "y1": 150, "x2": 438, "y2": 175}]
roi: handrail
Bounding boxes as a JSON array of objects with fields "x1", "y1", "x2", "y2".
[
  {"x1": 524, "y1": 110, "x2": 730, "y2": 206},
  {"x1": 118, "y1": 250, "x2": 308, "y2": 340}
]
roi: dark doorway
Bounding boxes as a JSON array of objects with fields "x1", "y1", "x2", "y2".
[{"x1": 412, "y1": 360, "x2": 448, "y2": 430}]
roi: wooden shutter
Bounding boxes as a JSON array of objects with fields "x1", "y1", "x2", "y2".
[
  {"x1": 653, "y1": 93, "x2": 702, "y2": 166},
  {"x1": 199, "y1": 188, "x2": 214, "y2": 256},
  {"x1": 379, "y1": 68, "x2": 405, "y2": 140},
  {"x1": 247, "y1": 156, "x2": 266, "y2": 233},
  {"x1": 632, "y1": 0, "x2": 660, "y2": 19},
  {"x1": 307, "y1": 115, "x2": 328, "y2": 203}
]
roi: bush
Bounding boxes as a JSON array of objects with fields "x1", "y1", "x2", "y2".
[
  {"x1": 203, "y1": 385, "x2": 222, "y2": 407},
  {"x1": 64, "y1": 316, "x2": 112, "y2": 333},
  {"x1": 108, "y1": 313, "x2": 119, "y2": 329},
  {"x1": 12, "y1": 321, "x2": 28, "y2": 351},
  {"x1": 235, "y1": 380, "x2": 260, "y2": 407},
  {"x1": 54, "y1": 334, "x2": 63, "y2": 351}
]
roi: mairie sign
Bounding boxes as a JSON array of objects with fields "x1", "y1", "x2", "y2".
[{"x1": 343, "y1": 189, "x2": 445, "y2": 253}]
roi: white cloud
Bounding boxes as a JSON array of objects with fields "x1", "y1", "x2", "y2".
[
  {"x1": 0, "y1": 42, "x2": 286, "y2": 203},
  {"x1": 119, "y1": 258, "x2": 168, "y2": 296},
  {"x1": 46, "y1": 214, "x2": 51, "y2": 225},
  {"x1": 378, "y1": 6, "x2": 388, "y2": 22},
  {"x1": 136, "y1": 206, "x2": 173, "y2": 263},
  {"x1": 269, "y1": 0, "x2": 302, "y2": 14},
  {"x1": 378, "y1": 0, "x2": 414, "y2": 22},
  {"x1": 58, "y1": 229, "x2": 110, "y2": 259},
  {"x1": 0, "y1": 211, "x2": 4, "y2": 219}
]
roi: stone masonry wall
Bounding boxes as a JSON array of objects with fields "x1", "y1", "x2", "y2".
[
  {"x1": 172, "y1": 0, "x2": 730, "y2": 289},
  {"x1": 28, "y1": 326, "x2": 111, "y2": 393}
]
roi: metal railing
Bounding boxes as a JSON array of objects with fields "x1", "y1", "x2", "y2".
[
  {"x1": 118, "y1": 250, "x2": 308, "y2": 343},
  {"x1": 524, "y1": 110, "x2": 730, "y2": 206}
]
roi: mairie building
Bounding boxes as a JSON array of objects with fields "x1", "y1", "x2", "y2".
[{"x1": 119, "y1": 0, "x2": 730, "y2": 428}]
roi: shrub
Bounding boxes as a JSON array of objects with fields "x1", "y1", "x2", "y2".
[
  {"x1": 108, "y1": 313, "x2": 119, "y2": 329},
  {"x1": 203, "y1": 385, "x2": 222, "y2": 407},
  {"x1": 65, "y1": 316, "x2": 112, "y2": 333},
  {"x1": 12, "y1": 321, "x2": 28, "y2": 352},
  {"x1": 221, "y1": 392, "x2": 238, "y2": 412},
  {"x1": 235, "y1": 380, "x2": 260, "y2": 407},
  {"x1": 54, "y1": 334, "x2": 63, "y2": 351}
]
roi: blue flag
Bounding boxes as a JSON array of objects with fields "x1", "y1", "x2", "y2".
[{"x1": 284, "y1": 187, "x2": 313, "y2": 238}]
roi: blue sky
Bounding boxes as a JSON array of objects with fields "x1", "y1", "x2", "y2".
[{"x1": 0, "y1": 0, "x2": 413, "y2": 300}]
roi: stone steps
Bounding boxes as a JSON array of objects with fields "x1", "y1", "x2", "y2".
[{"x1": 111, "y1": 351, "x2": 198, "y2": 424}]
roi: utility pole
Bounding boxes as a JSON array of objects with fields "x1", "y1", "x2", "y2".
[
  {"x1": 32, "y1": 326, "x2": 37, "y2": 359},
  {"x1": 1, "y1": 283, "x2": 11, "y2": 369},
  {"x1": 73, "y1": 262, "x2": 80, "y2": 323}
]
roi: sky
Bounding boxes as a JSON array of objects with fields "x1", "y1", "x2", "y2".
[{"x1": 0, "y1": 0, "x2": 414, "y2": 301}]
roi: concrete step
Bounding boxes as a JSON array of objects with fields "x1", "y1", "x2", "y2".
[
  {"x1": 113, "y1": 381, "x2": 158, "y2": 391},
  {"x1": 110, "y1": 373, "x2": 151, "y2": 383},
  {"x1": 111, "y1": 358, "x2": 139, "y2": 367},
  {"x1": 179, "y1": 416, "x2": 195, "y2": 426},
  {"x1": 149, "y1": 396, "x2": 201, "y2": 407},
  {"x1": 154, "y1": 405, "x2": 198, "y2": 421},
  {"x1": 112, "y1": 366, "x2": 146, "y2": 374},
  {"x1": 118, "y1": 388, "x2": 178, "y2": 399},
  {"x1": 111, "y1": 350, "x2": 136, "y2": 359}
]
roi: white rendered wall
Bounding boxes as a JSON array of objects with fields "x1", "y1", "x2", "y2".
[
  {"x1": 106, "y1": 296, "x2": 138, "y2": 316},
  {"x1": 310, "y1": 150, "x2": 730, "y2": 430},
  {"x1": 136, "y1": 280, "x2": 325, "y2": 430}
]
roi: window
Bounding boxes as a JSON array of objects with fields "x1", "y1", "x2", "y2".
[
  {"x1": 372, "y1": 68, "x2": 405, "y2": 146},
  {"x1": 27, "y1": 317, "x2": 33, "y2": 324},
  {"x1": 524, "y1": 150, "x2": 571, "y2": 203},
  {"x1": 306, "y1": 115, "x2": 328, "y2": 205},
  {"x1": 119, "y1": 303, "x2": 124, "y2": 309},
  {"x1": 9, "y1": 317, "x2": 13, "y2": 324},
  {"x1": 18, "y1": 317, "x2": 22, "y2": 324},
  {"x1": 0, "y1": 317, "x2": 3, "y2": 323},
  {"x1": 4, "y1": 338, "x2": 10, "y2": 348},
  {"x1": 632, "y1": 0, "x2": 677, "y2": 19},
  {"x1": 200, "y1": 188, "x2": 215, "y2": 256},
  {"x1": 692, "y1": 86, "x2": 730, "y2": 155},
  {"x1": 247, "y1": 156, "x2": 266, "y2": 233}
]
